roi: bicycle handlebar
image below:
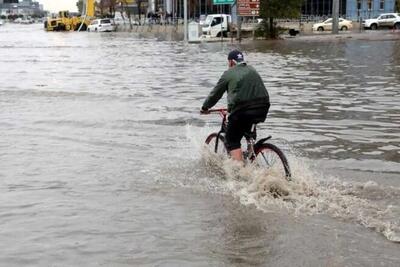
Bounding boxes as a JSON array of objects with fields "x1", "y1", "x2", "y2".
[
  {"x1": 207, "y1": 108, "x2": 227, "y2": 113},
  {"x1": 200, "y1": 108, "x2": 227, "y2": 115}
]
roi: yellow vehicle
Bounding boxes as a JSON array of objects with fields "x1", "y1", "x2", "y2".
[{"x1": 44, "y1": 0, "x2": 95, "y2": 31}]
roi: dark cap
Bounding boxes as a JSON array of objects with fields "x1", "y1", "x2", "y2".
[{"x1": 228, "y1": 49, "x2": 244, "y2": 62}]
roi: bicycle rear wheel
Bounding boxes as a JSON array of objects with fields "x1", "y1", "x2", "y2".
[
  {"x1": 254, "y1": 143, "x2": 291, "y2": 180},
  {"x1": 205, "y1": 133, "x2": 228, "y2": 155}
]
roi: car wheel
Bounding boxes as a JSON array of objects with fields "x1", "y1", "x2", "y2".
[
  {"x1": 341, "y1": 26, "x2": 348, "y2": 31},
  {"x1": 371, "y1": 24, "x2": 378, "y2": 30},
  {"x1": 317, "y1": 27, "x2": 324, "y2": 32},
  {"x1": 395, "y1": 23, "x2": 400, "y2": 30}
]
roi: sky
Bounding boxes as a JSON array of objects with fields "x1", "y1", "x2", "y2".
[{"x1": 38, "y1": 0, "x2": 78, "y2": 12}]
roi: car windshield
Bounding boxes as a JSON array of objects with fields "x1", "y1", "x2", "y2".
[
  {"x1": 101, "y1": 19, "x2": 111, "y2": 24},
  {"x1": 373, "y1": 15, "x2": 380, "y2": 19},
  {"x1": 324, "y1": 18, "x2": 332, "y2": 23},
  {"x1": 91, "y1": 20, "x2": 98, "y2": 25},
  {"x1": 205, "y1": 15, "x2": 213, "y2": 25}
]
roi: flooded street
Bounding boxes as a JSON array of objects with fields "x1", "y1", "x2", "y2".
[{"x1": 0, "y1": 24, "x2": 399, "y2": 266}]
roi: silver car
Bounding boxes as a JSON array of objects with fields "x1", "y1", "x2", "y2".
[{"x1": 362, "y1": 13, "x2": 400, "y2": 30}]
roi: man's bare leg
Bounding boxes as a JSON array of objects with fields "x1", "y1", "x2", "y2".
[{"x1": 230, "y1": 148, "x2": 243, "y2": 161}]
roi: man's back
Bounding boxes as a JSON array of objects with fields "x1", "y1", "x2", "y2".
[{"x1": 223, "y1": 63, "x2": 269, "y2": 114}]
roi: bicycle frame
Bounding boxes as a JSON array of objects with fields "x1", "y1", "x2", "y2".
[
  {"x1": 202, "y1": 108, "x2": 291, "y2": 180},
  {"x1": 204, "y1": 108, "x2": 268, "y2": 160},
  {"x1": 207, "y1": 109, "x2": 227, "y2": 154}
]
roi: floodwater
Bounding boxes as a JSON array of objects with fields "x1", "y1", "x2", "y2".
[{"x1": 0, "y1": 24, "x2": 399, "y2": 266}]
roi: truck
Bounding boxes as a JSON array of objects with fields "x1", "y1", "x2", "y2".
[
  {"x1": 44, "y1": 0, "x2": 95, "y2": 31},
  {"x1": 202, "y1": 14, "x2": 231, "y2": 38}
]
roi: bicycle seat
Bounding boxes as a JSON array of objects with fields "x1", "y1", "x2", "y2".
[{"x1": 244, "y1": 124, "x2": 257, "y2": 140}]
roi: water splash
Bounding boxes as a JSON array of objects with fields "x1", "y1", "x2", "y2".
[{"x1": 200, "y1": 142, "x2": 400, "y2": 243}]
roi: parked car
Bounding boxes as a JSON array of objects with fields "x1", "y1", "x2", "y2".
[
  {"x1": 244, "y1": 18, "x2": 263, "y2": 24},
  {"x1": 87, "y1": 19, "x2": 116, "y2": 32},
  {"x1": 312, "y1": 18, "x2": 353, "y2": 32},
  {"x1": 362, "y1": 13, "x2": 400, "y2": 30},
  {"x1": 14, "y1": 17, "x2": 34, "y2": 24}
]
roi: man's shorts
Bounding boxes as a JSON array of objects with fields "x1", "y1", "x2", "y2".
[{"x1": 225, "y1": 106, "x2": 269, "y2": 151}]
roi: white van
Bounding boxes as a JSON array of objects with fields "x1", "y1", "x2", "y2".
[{"x1": 202, "y1": 14, "x2": 231, "y2": 37}]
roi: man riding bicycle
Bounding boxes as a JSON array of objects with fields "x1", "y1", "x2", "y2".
[{"x1": 201, "y1": 50, "x2": 270, "y2": 161}]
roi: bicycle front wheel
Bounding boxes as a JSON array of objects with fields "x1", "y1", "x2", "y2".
[
  {"x1": 205, "y1": 133, "x2": 228, "y2": 155},
  {"x1": 254, "y1": 143, "x2": 291, "y2": 180}
]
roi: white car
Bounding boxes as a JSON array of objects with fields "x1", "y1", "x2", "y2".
[
  {"x1": 87, "y1": 19, "x2": 116, "y2": 32},
  {"x1": 312, "y1": 18, "x2": 353, "y2": 32},
  {"x1": 362, "y1": 13, "x2": 400, "y2": 30}
]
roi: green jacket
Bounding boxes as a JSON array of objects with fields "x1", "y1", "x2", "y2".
[{"x1": 202, "y1": 63, "x2": 269, "y2": 114}]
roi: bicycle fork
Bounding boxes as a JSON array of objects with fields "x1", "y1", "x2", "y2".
[
  {"x1": 243, "y1": 139, "x2": 256, "y2": 160},
  {"x1": 215, "y1": 130, "x2": 224, "y2": 153},
  {"x1": 243, "y1": 124, "x2": 257, "y2": 161}
]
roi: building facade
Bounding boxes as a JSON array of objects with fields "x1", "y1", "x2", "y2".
[
  {"x1": 302, "y1": 0, "x2": 347, "y2": 17},
  {"x1": 302, "y1": 0, "x2": 396, "y2": 19},
  {"x1": 0, "y1": 0, "x2": 43, "y2": 17},
  {"x1": 346, "y1": 0, "x2": 396, "y2": 19}
]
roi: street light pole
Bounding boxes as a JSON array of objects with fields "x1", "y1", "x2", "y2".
[
  {"x1": 332, "y1": 0, "x2": 339, "y2": 34},
  {"x1": 184, "y1": 0, "x2": 188, "y2": 42},
  {"x1": 199, "y1": 0, "x2": 201, "y2": 18}
]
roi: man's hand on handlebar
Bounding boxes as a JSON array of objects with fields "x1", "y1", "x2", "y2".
[{"x1": 200, "y1": 107, "x2": 209, "y2": 114}]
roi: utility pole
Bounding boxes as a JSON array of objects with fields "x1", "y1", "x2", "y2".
[
  {"x1": 199, "y1": 0, "x2": 201, "y2": 18},
  {"x1": 235, "y1": 0, "x2": 242, "y2": 43},
  {"x1": 184, "y1": 0, "x2": 188, "y2": 42},
  {"x1": 332, "y1": 0, "x2": 339, "y2": 34},
  {"x1": 237, "y1": 15, "x2": 241, "y2": 41}
]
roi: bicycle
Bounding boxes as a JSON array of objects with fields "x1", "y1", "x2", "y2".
[{"x1": 202, "y1": 108, "x2": 292, "y2": 180}]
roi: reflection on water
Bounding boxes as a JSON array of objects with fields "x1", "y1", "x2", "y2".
[{"x1": 0, "y1": 24, "x2": 399, "y2": 265}]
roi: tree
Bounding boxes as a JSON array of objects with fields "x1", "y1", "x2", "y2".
[
  {"x1": 109, "y1": 0, "x2": 117, "y2": 17},
  {"x1": 136, "y1": 0, "x2": 143, "y2": 23},
  {"x1": 119, "y1": 0, "x2": 134, "y2": 29},
  {"x1": 76, "y1": 0, "x2": 84, "y2": 14},
  {"x1": 396, "y1": 0, "x2": 400, "y2": 12},
  {"x1": 97, "y1": 0, "x2": 117, "y2": 17},
  {"x1": 98, "y1": 0, "x2": 106, "y2": 16},
  {"x1": 259, "y1": 0, "x2": 304, "y2": 38}
]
